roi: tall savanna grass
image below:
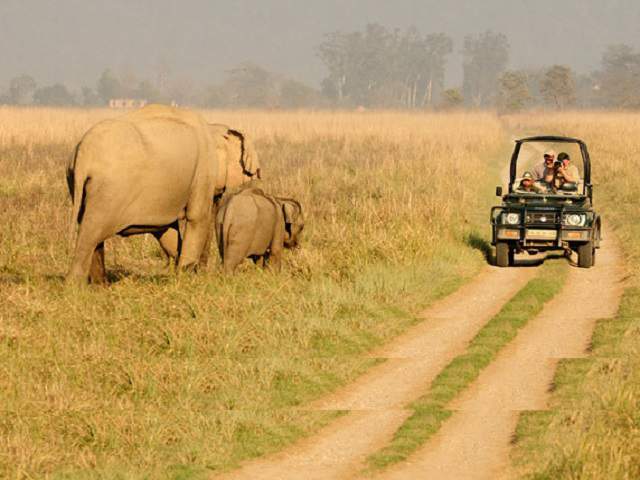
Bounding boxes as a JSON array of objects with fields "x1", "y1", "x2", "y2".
[
  {"x1": 0, "y1": 107, "x2": 503, "y2": 478},
  {"x1": 504, "y1": 112, "x2": 640, "y2": 479}
]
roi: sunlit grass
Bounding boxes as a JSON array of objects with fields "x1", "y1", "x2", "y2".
[
  {"x1": 505, "y1": 112, "x2": 640, "y2": 479},
  {"x1": 0, "y1": 107, "x2": 503, "y2": 478},
  {"x1": 365, "y1": 259, "x2": 568, "y2": 472}
]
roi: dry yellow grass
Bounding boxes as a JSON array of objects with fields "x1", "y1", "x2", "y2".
[
  {"x1": 0, "y1": 107, "x2": 504, "y2": 479},
  {"x1": 504, "y1": 112, "x2": 640, "y2": 479}
]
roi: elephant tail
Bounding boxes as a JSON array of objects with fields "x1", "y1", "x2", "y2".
[{"x1": 67, "y1": 143, "x2": 89, "y2": 250}]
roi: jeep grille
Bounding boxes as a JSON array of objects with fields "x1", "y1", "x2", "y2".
[{"x1": 525, "y1": 212, "x2": 558, "y2": 224}]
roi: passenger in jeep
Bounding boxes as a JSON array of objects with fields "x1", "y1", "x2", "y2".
[
  {"x1": 533, "y1": 150, "x2": 556, "y2": 180},
  {"x1": 516, "y1": 171, "x2": 548, "y2": 193},
  {"x1": 555, "y1": 152, "x2": 580, "y2": 185}
]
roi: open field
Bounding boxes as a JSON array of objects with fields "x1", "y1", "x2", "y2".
[
  {"x1": 503, "y1": 112, "x2": 640, "y2": 479},
  {"x1": 0, "y1": 108, "x2": 503, "y2": 478},
  {"x1": 3, "y1": 108, "x2": 636, "y2": 480}
]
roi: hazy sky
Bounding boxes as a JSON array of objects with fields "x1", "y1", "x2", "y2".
[{"x1": 1, "y1": 0, "x2": 640, "y2": 91}]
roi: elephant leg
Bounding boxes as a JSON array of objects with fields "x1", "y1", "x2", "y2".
[
  {"x1": 267, "y1": 223, "x2": 285, "y2": 273},
  {"x1": 66, "y1": 219, "x2": 109, "y2": 284},
  {"x1": 221, "y1": 237, "x2": 251, "y2": 275},
  {"x1": 198, "y1": 203, "x2": 220, "y2": 267},
  {"x1": 266, "y1": 249, "x2": 282, "y2": 272},
  {"x1": 198, "y1": 214, "x2": 216, "y2": 268},
  {"x1": 177, "y1": 217, "x2": 210, "y2": 272},
  {"x1": 155, "y1": 228, "x2": 180, "y2": 264},
  {"x1": 88, "y1": 242, "x2": 107, "y2": 284}
]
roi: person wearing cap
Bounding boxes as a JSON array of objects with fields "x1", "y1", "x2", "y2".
[
  {"x1": 532, "y1": 150, "x2": 556, "y2": 181},
  {"x1": 555, "y1": 152, "x2": 580, "y2": 185},
  {"x1": 516, "y1": 171, "x2": 547, "y2": 193}
]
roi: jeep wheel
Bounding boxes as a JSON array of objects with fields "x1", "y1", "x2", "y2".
[
  {"x1": 496, "y1": 242, "x2": 512, "y2": 267},
  {"x1": 577, "y1": 241, "x2": 594, "y2": 268}
]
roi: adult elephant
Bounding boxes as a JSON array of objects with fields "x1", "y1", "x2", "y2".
[
  {"x1": 66, "y1": 105, "x2": 223, "y2": 284},
  {"x1": 154, "y1": 123, "x2": 261, "y2": 263}
]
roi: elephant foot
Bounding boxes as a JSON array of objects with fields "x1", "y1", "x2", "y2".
[
  {"x1": 178, "y1": 263, "x2": 200, "y2": 274},
  {"x1": 89, "y1": 243, "x2": 108, "y2": 285}
]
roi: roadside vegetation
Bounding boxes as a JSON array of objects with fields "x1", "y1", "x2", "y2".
[
  {"x1": 503, "y1": 113, "x2": 640, "y2": 479},
  {"x1": 365, "y1": 258, "x2": 568, "y2": 472},
  {"x1": 0, "y1": 108, "x2": 503, "y2": 478}
]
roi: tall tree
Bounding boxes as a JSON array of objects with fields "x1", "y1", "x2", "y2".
[
  {"x1": 540, "y1": 65, "x2": 576, "y2": 109},
  {"x1": 96, "y1": 69, "x2": 125, "y2": 103},
  {"x1": 596, "y1": 44, "x2": 640, "y2": 108},
  {"x1": 441, "y1": 88, "x2": 463, "y2": 109},
  {"x1": 462, "y1": 31, "x2": 510, "y2": 107},
  {"x1": 317, "y1": 24, "x2": 452, "y2": 108},
  {"x1": 497, "y1": 70, "x2": 531, "y2": 112},
  {"x1": 9, "y1": 75, "x2": 37, "y2": 105},
  {"x1": 279, "y1": 79, "x2": 320, "y2": 108},
  {"x1": 223, "y1": 63, "x2": 279, "y2": 108},
  {"x1": 33, "y1": 84, "x2": 75, "y2": 106}
]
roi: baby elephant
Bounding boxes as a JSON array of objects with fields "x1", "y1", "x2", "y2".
[{"x1": 215, "y1": 187, "x2": 304, "y2": 273}]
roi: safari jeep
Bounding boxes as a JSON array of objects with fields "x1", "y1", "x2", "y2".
[{"x1": 491, "y1": 136, "x2": 601, "y2": 268}]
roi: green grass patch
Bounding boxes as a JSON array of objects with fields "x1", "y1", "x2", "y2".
[
  {"x1": 503, "y1": 113, "x2": 640, "y2": 479},
  {"x1": 0, "y1": 118, "x2": 507, "y2": 480},
  {"x1": 366, "y1": 259, "x2": 568, "y2": 472}
]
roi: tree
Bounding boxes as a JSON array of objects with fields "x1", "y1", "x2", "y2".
[
  {"x1": 279, "y1": 79, "x2": 320, "y2": 108},
  {"x1": 595, "y1": 44, "x2": 640, "y2": 108},
  {"x1": 96, "y1": 69, "x2": 124, "y2": 103},
  {"x1": 317, "y1": 24, "x2": 452, "y2": 108},
  {"x1": 9, "y1": 75, "x2": 37, "y2": 105},
  {"x1": 440, "y1": 88, "x2": 463, "y2": 109},
  {"x1": 33, "y1": 84, "x2": 75, "y2": 106},
  {"x1": 223, "y1": 63, "x2": 279, "y2": 108},
  {"x1": 497, "y1": 70, "x2": 531, "y2": 112},
  {"x1": 540, "y1": 65, "x2": 576, "y2": 109},
  {"x1": 135, "y1": 80, "x2": 164, "y2": 103},
  {"x1": 81, "y1": 87, "x2": 102, "y2": 106},
  {"x1": 462, "y1": 31, "x2": 510, "y2": 107}
]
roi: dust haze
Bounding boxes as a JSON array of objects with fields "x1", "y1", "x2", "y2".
[{"x1": 2, "y1": 0, "x2": 638, "y2": 89}]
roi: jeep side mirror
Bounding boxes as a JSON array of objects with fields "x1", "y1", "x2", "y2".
[
  {"x1": 586, "y1": 184, "x2": 593, "y2": 199},
  {"x1": 496, "y1": 186, "x2": 503, "y2": 197}
]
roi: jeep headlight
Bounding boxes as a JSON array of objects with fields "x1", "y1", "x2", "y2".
[
  {"x1": 502, "y1": 212, "x2": 520, "y2": 225},
  {"x1": 563, "y1": 213, "x2": 586, "y2": 227}
]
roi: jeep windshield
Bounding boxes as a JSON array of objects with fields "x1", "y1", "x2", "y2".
[{"x1": 508, "y1": 136, "x2": 590, "y2": 197}]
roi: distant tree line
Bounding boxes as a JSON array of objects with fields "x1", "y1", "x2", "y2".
[{"x1": 2, "y1": 24, "x2": 640, "y2": 111}]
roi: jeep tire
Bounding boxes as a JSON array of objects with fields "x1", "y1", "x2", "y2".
[
  {"x1": 496, "y1": 242, "x2": 513, "y2": 267},
  {"x1": 577, "y1": 241, "x2": 594, "y2": 268}
]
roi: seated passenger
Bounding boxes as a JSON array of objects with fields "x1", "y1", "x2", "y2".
[
  {"x1": 555, "y1": 152, "x2": 580, "y2": 187},
  {"x1": 532, "y1": 150, "x2": 556, "y2": 180},
  {"x1": 516, "y1": 171, "x2": 547, "y2": 193}
]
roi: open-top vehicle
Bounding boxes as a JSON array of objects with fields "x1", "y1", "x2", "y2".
[{"x1": 491, "y1": 136, "x2": 601, "y2": 268}]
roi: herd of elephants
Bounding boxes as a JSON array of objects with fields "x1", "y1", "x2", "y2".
[{"x1": 65, "y1": 104, "x2": 304, "y2": 284}]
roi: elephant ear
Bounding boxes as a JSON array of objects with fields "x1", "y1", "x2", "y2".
[
  {"x1": 243, "y1": 138, "x2": 260, "y2": 179},
  {"x1": 281, "y1": 200, "x2": 299, "y2": 225},
  {"x1": 229, "y1": 129, "x2": 260, "y2": 179}
]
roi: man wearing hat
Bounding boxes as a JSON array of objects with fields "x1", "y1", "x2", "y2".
[
  {"x1": 516, "y1": 171, "x2": 547, "y2": 193},
  {"x1": 532, "y1": 150, "x2": 556, "y2": 181}
]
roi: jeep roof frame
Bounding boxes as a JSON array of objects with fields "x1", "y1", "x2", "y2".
[{"x1": 509, "y1": 135, "x2": 591, "y2": 195}]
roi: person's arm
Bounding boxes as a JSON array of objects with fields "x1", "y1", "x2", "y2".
[{"x1": 559, "y1": 165, "x2": 577, "y2": 183}]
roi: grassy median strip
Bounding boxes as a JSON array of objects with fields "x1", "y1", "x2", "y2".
[
  {"x1": 366, "y1": 259, "x2": 568, "y2": 472},
  {"x1": 502, "y1": 112, "x2": 640, "y2": 480}
]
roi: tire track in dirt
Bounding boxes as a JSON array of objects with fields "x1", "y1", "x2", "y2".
[
  {"x1": 373, "y1": 237, "x2": 624, "y2": 480},
  {"x1": 214, "y1": 266, "x2": 537, "y2": 480}
]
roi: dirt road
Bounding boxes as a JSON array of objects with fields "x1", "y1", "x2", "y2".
[
  {"x1": 374, "y1": 237, "x2": 624, "y2": 480},
  {"x1": 215, "y1": 141, "x2": 624, "y2": 480},
  {"x1": 215, "y1": 266, "x2": 537, "y2": 480}
]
